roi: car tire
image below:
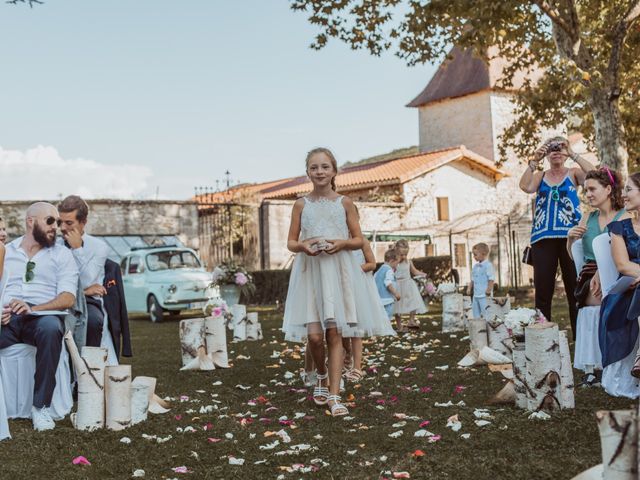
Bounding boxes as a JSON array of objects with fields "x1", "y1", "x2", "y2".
[{"x1": 148, "y1": 295, "x2": 164, "y2": 323}]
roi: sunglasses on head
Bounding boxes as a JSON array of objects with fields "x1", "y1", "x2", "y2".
[{"x1": 44, "y1": 216, "x2": 62, "y2": 227}]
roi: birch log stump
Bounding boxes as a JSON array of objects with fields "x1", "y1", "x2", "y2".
[
  {"x1": 458, "y1": 319, "x2": 489, "y2": 367},
  {"x1": 442, "y1": 293, "x2": 465, "y2": 333},
  {"x1": 133, "y1": 376, "x2": 170, "y2": 414},
  {"x1": 246, "y1": 312, "x2": 263, "y2": 341},
  {"x1": 525, "y1": 322, "x2": 562, "y2": 412},
  {"x1": 179, "y1": 318, "x2": 214, "y2": 371},
  {"x1": 487, "y1": 321, "x2": 513, "y2": 358},
  {"x1": 105, "y1": 365, "x2": 132, "y2": 431},
  {"x1": 484, "y1": 296, "x2": 511, "y2": 322},
  {"x1": 205, "y1": 314, "x2": 230, "y2": 368},
  {"x1": 65, "y1": 332, "x2": 107, "y2": 431},
  {"x1": 558, "y1": 330, "x2": 575, "y2": 409},
  {"x1": 462, "y1": 296, "x2": 472, "y2": 328},
  {"x1": 130, "y1": 377, "x2": 152, "y2": 425},
  {"x1": 232, "y1": 304, "x2": 248, "y2": 341},
  {"x1": 512, "y1": 343, "x2": 529, "y2": 409},
  {"x1": 597, "y1": 410, "x2": 637, "y2": 480}
]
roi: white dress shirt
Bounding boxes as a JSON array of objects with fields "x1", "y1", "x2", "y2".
[
  {"x1": 60, "y1": 234, "x2": 110, "y2": 290},
  {"x1": 3, "y1": 236, "x2": 79, "y2": 306}
]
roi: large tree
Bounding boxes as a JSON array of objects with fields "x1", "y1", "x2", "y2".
[{"x1": 290, "y1": 0, "x2": 640, "y2": 172}]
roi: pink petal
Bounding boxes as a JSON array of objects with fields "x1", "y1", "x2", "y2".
[
  {"x1": 419, "y1": 420, "x2": 430, "y2": 428},
  {"x1": 207, "y1": 437, "x2": 222, "y2": 443},
  {"x1": 72, "y1": 456, "x2": 91, "y2": 466}
]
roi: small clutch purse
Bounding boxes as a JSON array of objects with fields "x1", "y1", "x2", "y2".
[{"x1": 522, "y1": 246, "x2": 533, "y2": 266}]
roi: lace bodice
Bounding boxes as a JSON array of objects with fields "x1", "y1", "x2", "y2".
[{"x1": 300, "y1": 196, "x2": 349, "y2": 241}]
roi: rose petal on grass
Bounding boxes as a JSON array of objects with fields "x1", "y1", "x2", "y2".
[{"x1": 72, "y1": 456, "x2": 91, "y2": 466}]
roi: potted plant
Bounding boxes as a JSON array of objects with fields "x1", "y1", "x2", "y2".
[{"x1": 210, "y1": 261, "x2": 256, "y2": 307}]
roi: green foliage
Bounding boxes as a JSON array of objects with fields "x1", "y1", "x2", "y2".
[{"x1": 290, "y1": 0, "x2": 640, "y2": 170}]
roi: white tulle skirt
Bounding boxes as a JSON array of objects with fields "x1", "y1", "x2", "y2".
[
  {"x1": 283, "y1": 250, "x2": 395, "y2": 342},
  {"x1": 602, "y1": 335, "x2": 640, "y2": 399},
  {"x1": 573, "y1": 306, "x2": 602, "y2": 371},
  {"x1": 394, "y1": 276, "x2": 427, "y2": 315}
]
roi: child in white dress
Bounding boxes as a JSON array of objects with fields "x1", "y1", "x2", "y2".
[
  {"x1": 342, "y1": 238, "x2": 396, "y2": 382},
  {"x1": 283, "y1": 147, "x2": 368, "y2": 417},
  {"x1": 393, "y1": 239, "x2": 427, "y2": 332}
]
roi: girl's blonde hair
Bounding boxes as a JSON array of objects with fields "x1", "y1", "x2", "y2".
[
  {"x1": 306, "y1": 147, "x2": 338, "y2": 191},
  {"x1": 394, "y1": 239, "x2": 409, "y2": 250}
]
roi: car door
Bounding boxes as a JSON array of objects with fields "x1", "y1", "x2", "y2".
[{"x1": 122, "y1": 254, "x2": 146, "y2": 312}]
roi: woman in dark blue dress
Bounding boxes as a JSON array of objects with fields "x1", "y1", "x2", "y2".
[{"x1": 599, "y1": 172, "x2": 640, "y2": 398}]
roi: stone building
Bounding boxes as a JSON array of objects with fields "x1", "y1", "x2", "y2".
[{"x1": 199, "y1": 47, "x2": 594, "y2": 287}]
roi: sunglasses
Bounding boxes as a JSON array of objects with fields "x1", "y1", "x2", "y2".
[
  {"x1": 25, "y1": 261, "x2": 35, "y2": 283},
  {"x1": 550, "y1": 186, "x2": 560, "y2": 201},
  {"x1": 44, "y1": 216, "x2": 62, "y2": 227}
]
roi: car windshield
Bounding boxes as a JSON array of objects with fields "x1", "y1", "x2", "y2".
[{"x1": 146, "y1": 250, "x2": 201, "y2": 271}]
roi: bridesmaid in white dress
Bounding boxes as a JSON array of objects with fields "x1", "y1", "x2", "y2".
[
  {"x1": 283, "y1": 147, "x2": 369, "y2": 417},
  {"x1": 393, "y1": 239, "x2": 427, "y2": 332}
]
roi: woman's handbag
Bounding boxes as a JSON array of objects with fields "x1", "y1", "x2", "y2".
[{"x1": 522, "y1": 245, "x2": 533, "y2": 265}]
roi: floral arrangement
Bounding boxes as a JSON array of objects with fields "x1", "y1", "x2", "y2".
[
  {"x1": 202, "y1": 297, "x2": 234, "y2": 324},
  {"x1": 414, "y1": 276, "x2": 437, "y2": 300},
  {"x1": 210, "y1": 261, "x2": 256, "y2": 296},
  {"x1": 436, "y1": 282, "x2": 457, "y2": 296},
  {"x1": 503, "y1": 308, "x2": 546, "y2": 336}
]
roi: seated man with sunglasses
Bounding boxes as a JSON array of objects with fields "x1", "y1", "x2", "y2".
[{"x1": 0, "y1": 202, "x2": 79, "y2": 431}]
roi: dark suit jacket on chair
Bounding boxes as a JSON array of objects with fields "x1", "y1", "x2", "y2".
[{"x1": 103, "y1": 259, "x2": 133, "y2": 358}]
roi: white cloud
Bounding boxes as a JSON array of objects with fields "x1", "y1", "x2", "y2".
[{"x1": 0, "y1": 145, "x2": 153, "y2": 200}]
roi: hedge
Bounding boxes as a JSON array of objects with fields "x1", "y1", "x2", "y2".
[{"x1": 242, "y1": 255, "x2": 453, "y2": 306}]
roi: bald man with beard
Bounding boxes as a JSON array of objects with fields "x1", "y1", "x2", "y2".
[{"x1": 0, "y1": 202, "x2": 78, "y2": 431}]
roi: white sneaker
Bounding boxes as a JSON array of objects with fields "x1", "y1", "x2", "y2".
[{"x1": 31, "y1": 406, "x2": 55, "y2": 431}]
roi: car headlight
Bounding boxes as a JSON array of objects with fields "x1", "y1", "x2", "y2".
[{"x1": 168, "y1": 284, "x2": 178, "y2": 294}]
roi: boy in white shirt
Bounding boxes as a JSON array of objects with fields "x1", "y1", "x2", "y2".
[{"x1": 467, "y1": 242, "x2": 495, "y2": 319}]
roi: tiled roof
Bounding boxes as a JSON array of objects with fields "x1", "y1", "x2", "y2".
[
  {"x1": 407, "y1": 46, "x2": 543, "y2": 108},
  {"x1": 196, "y1": 146, "x2": 506, "y2": 203}
]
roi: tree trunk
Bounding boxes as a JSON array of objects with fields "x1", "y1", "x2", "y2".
[
  {"x1": 512, "y1": 342, "x2": 529, "y2": 409},
  {"x1": 442, "y1": 293, "x2": 465, "y2": 333},
  {"x1": 462, "y1": 295, "x2": 472, "y2": 328},
  {"x1": 131, "y1": 377, "x2": 152, "y2": 425},
  {"x1": 587, "y1": 88, "x2": 628, "y2": 172},
  {"x1": 246, "y1": 312, "x2": 263, "y2": 341},
  {"x1": 569, "y1": 465, "x2": 603, "y2": 480},
  {"x1": 205, "y1": 314, "x2": 230, "y2": 368},
  {"x1": 105, "y1": 365, "x2": 132, "y2": 431},
  {"x1": 484, "y1": 297, "x2": 511, "y2": 323},
  {"x1": 525, "y1": 322, "x2": 562, "y2": 412},
  {"x1": 487, "y1": 320, "x2": 513, "y2": 358},
  {"x1": 179, "y1": 318, "x2": 214, "y2": 371},
  {"x1": 596, "y1": 409, "x2": 637, "y2": 479},
  {"x1": 559, "y1": 330, "x2": 575, "y2": 409},
  {"x1": 132, "y1": 376, "x2": 168, "y2": 415},
  {"x1": 458, "y1": 319, "x2": 488, "y2": 366},
  {"x1": 65, "y1": 334, "x2": 107, "y2": 431},
  {"x1": 231, "y1": 304, "x2": 248, "y2": 340}
]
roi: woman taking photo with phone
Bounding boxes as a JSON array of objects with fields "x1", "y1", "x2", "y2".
[{"x1": 519, "y1": 136, "x2": 595, "y2": 338}]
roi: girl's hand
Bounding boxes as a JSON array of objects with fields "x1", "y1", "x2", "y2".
[
  {"x1": 301, "y1": 239, "x2": 321, "y2": 257},
  {"x1": 568, "y1": 225, "x2": 586, "y2": 240},
  {"x1": 325, "y1": 239, "x2": 346, "y2": 254}
]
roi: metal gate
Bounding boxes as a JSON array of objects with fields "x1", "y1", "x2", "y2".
[{"x1": 195, "y1": 187, "x2": 255, "y2": 269}]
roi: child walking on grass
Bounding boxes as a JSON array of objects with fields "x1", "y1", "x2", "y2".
[
  {"x1": 393, "y1": 239, "x2": 427, "y2": 332},
  {"x1": 283, "y1": 147, "x2": 369, "y2": 417}
]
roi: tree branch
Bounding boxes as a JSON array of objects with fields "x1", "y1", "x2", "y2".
[
  {"x1": 6, "y1": 0, "x2": 43, "y2": 6},
  {"x1": 607, "y1": 0, "x2": 640, "y2": 97},
  {"x1": 530, "y1": 0, "x2": 575, "y2": 39}
]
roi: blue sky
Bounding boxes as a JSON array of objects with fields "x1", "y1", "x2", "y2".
[{"x1": 0, "y1": 0, "x2": 437, "y2": 200}]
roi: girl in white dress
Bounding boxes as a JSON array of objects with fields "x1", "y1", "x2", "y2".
[
  {"x1": 283, "y1": 147, "x2": 367, "y2": 417},
  {"x1": 343, "y1": 238, "x2": 396, "y2": 382},
  {"x1": 393, "y1": 239, "x2": 427, "y2": 332}
]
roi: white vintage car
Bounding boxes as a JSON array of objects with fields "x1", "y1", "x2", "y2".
[{"x1": 120, "y1": 246, "x2": 215, "y2": 322}]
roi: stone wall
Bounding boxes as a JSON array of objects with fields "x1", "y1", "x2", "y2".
[
  {"x1": 417, "y1": 91, "x2": 494, "y2": 159},
  {"x1": 0, "y1": 200, "x2": 200, "y2": 249}
]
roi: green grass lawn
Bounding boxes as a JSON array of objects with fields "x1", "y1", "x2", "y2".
[{"x1": 0, "y1": 297, "x2": 632, "y2": 480}]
